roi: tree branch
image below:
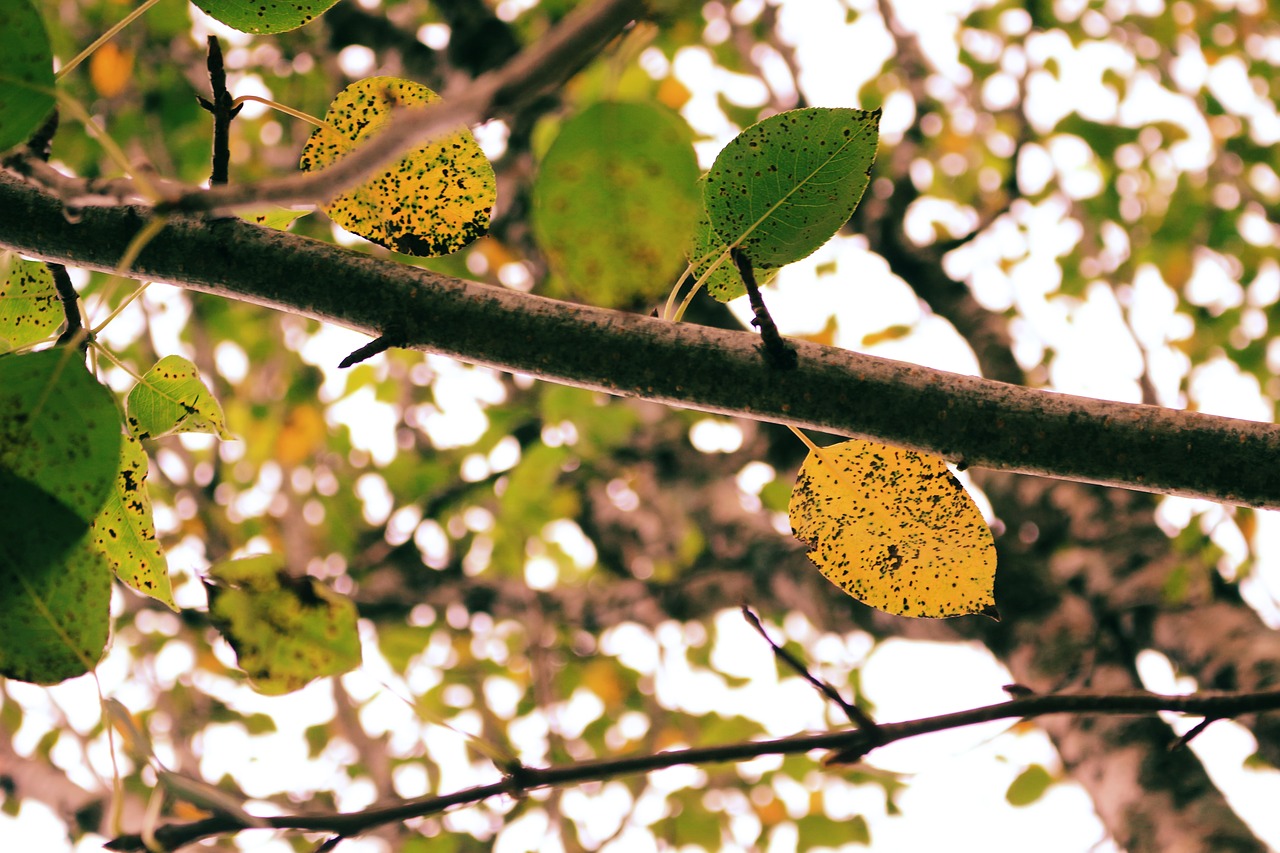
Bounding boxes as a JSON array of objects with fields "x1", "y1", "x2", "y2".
[
  {"x1": 14, "y1": 0, "x2": 646, "y2": 216},
  {"x1": 104, "y1": 683, "x2": 1280, "y2": 851},
  {"x1": 2, "y1": 170, "x2": 1278, "y2": 507}
]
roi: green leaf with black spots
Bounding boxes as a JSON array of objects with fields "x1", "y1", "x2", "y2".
[
  {"x1": 0, "y1": 0, "x2": 55, "y2": 154},
  {"x1": 0, "y1": 470, "x2": 112, "y2": 684},
  {"x1": 687, "y1": 206, "x2": 777, "y2": 302},
  {"x1": 0, "y1": 252, "x2": 60, "y2": 353},
  {"x1": 704, "y1": 107, "x2": 880, "y2": 268},
  {"x1": 126, "y1": 354, "x2": 232, "y2": 441},
  {"x1": 0, "y1": 347, "x2": 121, "y2": 523},
  {"x1": 299, "y1": 77, "x2": 495, "y2": 257},
  {"x1": 190, "y1": 0, "x2": 339, "y2": 34},
  {"x1": 241, "y1": 207, "x2": 311, "y2": 230},
  {"x1": 90, "y1": 434, "x2": 175, "y2": 610},
  {"x1": 1005, "y1": 763, "x2": 1055, "y2": 807},
  {"x1": 788, "y1": 438, "x2": 997, "y2": 619},
  {"x1": 532, "y1": 101, "x2": 701, "y2": 307},
  {"x1": 205, "y1": 553, "x2": 361, "y2": 695}
]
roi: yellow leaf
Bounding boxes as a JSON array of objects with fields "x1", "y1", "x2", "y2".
[
  {"x1": 788, "y1": 438, "x2": 997, "y2": 618},
  {"x1": 861, "y1": 323, "x2": 913, "y2": 347},
  {"x1": 657, "y1": 75, "x2": 691, "y2": 111},
  {"x1": 298, "y1": 76, "x2": 495, "y2": 257},
  {"x1": 89, "y1": 43, "x2": 133, "y2": 99},
  {"x1": 274, "y1": 404, "x2": 327, "y2": 468}
]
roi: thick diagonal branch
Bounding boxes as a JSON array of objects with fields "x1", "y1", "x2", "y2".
[{"x1": 2, "y1": 171, "x2": 1279, "y2": 507}]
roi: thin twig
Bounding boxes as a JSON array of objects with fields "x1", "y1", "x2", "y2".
[
  {"x1": 741, "y1": 606, "x2": 877, "y2": 730},
  {"x1": 14, "y1": 111, "x2": 85, "y2": 348},
  {"x1": 197, "y1": 37, "x2": 242, "y2": 187},
  {"x1": 339, "y1": 335, "x2": 399, "y2": 368},
  {"x1": 104, "y1": 684, "x2": 1280, "y2": 851},
  {"x1": 730, "y1": 247, "x2": 796, "y2": 370},
  {"x1": 12, "y1": 0, "x2": 646, "y2": 217},
  {"x1": 51, "y1": 264, "x2": 86, "y2": 348}
]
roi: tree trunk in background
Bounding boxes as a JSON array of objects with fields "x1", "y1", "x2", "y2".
[{"x1": 867, "y1": 184, "x2": 1269, "y2": 850}]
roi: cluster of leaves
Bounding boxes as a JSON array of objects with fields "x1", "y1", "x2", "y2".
[{"x1": 1, "y1": 0, "x2": 1004, "y2": 694}]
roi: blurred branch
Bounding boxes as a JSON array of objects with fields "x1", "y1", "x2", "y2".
[
  {"x1": 8, "y1": 0, "x2": 645, "y2": 215},
  {"x1": 105, "y1": 683, "x2": 1280, "y2": 850},
  {"x1": 3, "y1": 172, "x2": 1280, "y2": 508}
]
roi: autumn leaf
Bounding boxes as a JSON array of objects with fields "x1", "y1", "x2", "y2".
[{"x1": 789, "y1": 438, "x2": 997, "y2": 618}]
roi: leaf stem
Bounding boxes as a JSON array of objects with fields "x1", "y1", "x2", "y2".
[
  {"x1": 87, "y1": 217, "x2": 167, "y2": 334},
  {"x1": 230, "y1": 95, "x2": 331, "y2": 130},
  {"x1": 56, "y1": 0, "x2": 163, "y2": 80}
]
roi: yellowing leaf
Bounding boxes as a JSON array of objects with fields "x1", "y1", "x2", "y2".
[
  {"x1": 0, "y1": 252, "x2": 60, "y2": 354},
  {"x1": 126, "y1": 355, "x2": 233, "y2": 441},
  {"x1": 274, "y1": 404, "x2": 327, "y2": 468},
  {"x1": 205, "y1": 554, "x2": 361, "y2": 695},
  {"x1": 299, "y1": 77, "x2": 495, "y2": 257},
  {"x1": 90, "y1": 434, "x2": 176, "y2": 609},
  {"x1": 788, "y1": 438, "x2": 997, "y2": 619},
  {"x1": 88, "y1": 42, "x2": 133, "y2": 98}
]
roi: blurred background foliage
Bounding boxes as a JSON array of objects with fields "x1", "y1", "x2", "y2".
[{"x1": 8, "y1": 0, "x2": 1280, "y2": 850}]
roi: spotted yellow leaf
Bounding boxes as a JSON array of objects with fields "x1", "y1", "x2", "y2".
[
  {"x1": 299, "y1": 77, "x2": 495, "y2": 257},
  {"x1": 789, "y1": 438, "x2": 997, "y2": 618}
]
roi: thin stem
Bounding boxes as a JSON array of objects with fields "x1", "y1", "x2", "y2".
[
  {"x1": 55, "y1": 93, "x2": 157, "y2": 201},
  {"x1": 788, "y1": 425, "x2": 821, "y2": 454},
  {"x1": 56, "y1": 0, "x2": 163, "y2": 80},
  {"x1": 87, "y1": 217, "x2": 167, "y2": 334},
  {"x1": 90, "y1": 342, "x2": 146, "y2": 385},
  {"x1": 104, "y1": 683, "x2": 1280, "y2": 851},
  {"x1": 230, "y1": 95, "x2": 331, "y2": 130}
]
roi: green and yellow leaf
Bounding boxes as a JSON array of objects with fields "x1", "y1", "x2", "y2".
[
  {"x1": 299, "y1": 77, "x2": 495, "y2": 257},
  {"x1": 126, "y1": 354, "x2": 233, "y2": 441},
  {"x1": 0, "y1": 252, "x2": 60, "y2": 353},
  {"x1": 205, "y1": 554, "x2": 361, "y2": 695},
  {"x1": 90, "y1": 434, "x2": 176, "y2": 609},
  {"x1": 788, "y1": 438, "x2": 997, "y2": 618}
]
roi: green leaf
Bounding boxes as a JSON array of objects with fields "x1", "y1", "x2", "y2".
[
  {"x1": 688, "y1": 205, "x2": 778, "y2": 302},
  {"x1": 126, "y1": 354, "x2": 233, "y2": 441},
  {"x1": 190, "y1": 0, "x2": 340, "y2": 34},
  {"x1": 788, "y1": 438, "x2": 997, "y2": 619},
  {"x1": 240, "y1": 207, "x2": 311, "y2": 230},
  {"x1": 0, "y1": 0, "x2": 55, "y2": 154},
  {"x1": 299, "y1": 77, "x2": 495, "y2": 257},
  {"x1": 89, "y1": 433, "x2": 176, "y2": 610},
  {"x1": 205, "y1": 554, "x2": 361, "y2": 695},
  {"x1": 0, "y1": 349, "x2": 118, "y2": 684},
  {"x1": 0, "y1": 252, "x2": 60, "y2": 353},
  {"x1": 703, "y1": 107, "x2": 880, "y2": 268},
  {"x1": 532, "y1": 101, "x2": 702, "y2": 307},
  {"x1": 0, "y1": 348, "x2": 121, "y2": 523},
  {"x1": 0, "y1": 471, "x2": 112, "y2": 683},
  {"x1": 1005, "y1": 763, "x2": 1055, "y2": 807}
]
